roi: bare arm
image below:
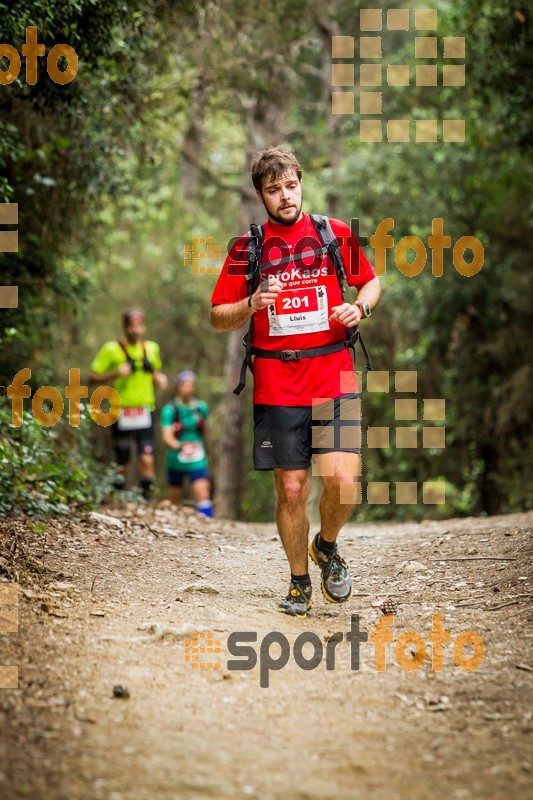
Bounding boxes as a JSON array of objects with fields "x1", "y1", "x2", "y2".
[
  {"x1": 161, "y1": 426, "x2": 180, "y2": 450},
  {"x1": 153, "y1": 369, "x2": 169, "y2": 390},
  {"x1": 89, "y1": 363, "x2": 132, "y2": 385},
  {"x1": 355, "y1": 276, "x2": 382, "y2": 310},
  {"x1": 210, "y1": 276, "x2": 283, "y2": 332},
  {"x1": 210, "y1": 296, "x2": 254, "y2": 332}
]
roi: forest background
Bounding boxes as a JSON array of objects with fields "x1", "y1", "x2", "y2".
[{"x1": 0, "y1": 0, "x2": 531, "y2": 521}]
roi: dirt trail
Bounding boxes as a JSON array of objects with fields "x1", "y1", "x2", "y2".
[{"x1": 0, "y1": 506, "x2": 532, "y2": 800}]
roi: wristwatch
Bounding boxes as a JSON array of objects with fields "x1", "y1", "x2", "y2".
[{"x1": 355, "y1": 301, "x2": 371, "y2": 319}]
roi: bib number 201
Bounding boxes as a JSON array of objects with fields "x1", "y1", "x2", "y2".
[
  {"x1": 268, "y1": 285, "x2": 329, "y2": 336},
  {"x1": 281, "y1": 295, "x2": 310, "y2": 310}
]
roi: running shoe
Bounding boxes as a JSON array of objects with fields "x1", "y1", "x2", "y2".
[
  {"x1": 309, "y1": 534, "x2": 352, "y2": 603},
  {"x1": 276, "y1": 581, "x2": 313, "y2": 617}
]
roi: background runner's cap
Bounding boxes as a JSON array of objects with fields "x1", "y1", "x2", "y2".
[
  {"x1": 122, "y1": 308, "x2": 145, "y2": 326},
  {"x1": 176, "y1": 370, "x2": 196, "y2": 386}
]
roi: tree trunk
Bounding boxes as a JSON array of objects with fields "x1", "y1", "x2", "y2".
[
  {"x1": 316, "y1": 12, "x2": 344, "y2": 217},
  {"x1": 215, "y1": 98, "x2": 287, "y2": 519},
  {"x1": 479, "y1": 443, "x2": 503, "y2": 516},
  {"x1": 181, "y1": 74, "x2": 206, "y2": 202}
]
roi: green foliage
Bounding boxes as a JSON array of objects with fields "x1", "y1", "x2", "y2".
[
  {"x1": 0, "y1": 0, "x2": 530, "y2": 519},
  {"x1": 0, "y1": 0, "x2": 165, "y2": 385},
  {"x1": 288, "y1": 0, "x2": 533, "y2": 518},
  {"x1": 0, "y1": 402, "x2": 120, "y2": 516}
]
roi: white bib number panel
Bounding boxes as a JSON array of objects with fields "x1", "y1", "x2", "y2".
[
  {"x1": 268, "y1": 286, "x2": 329, "y2": 336},
  {"x1": 117, "y1": 406, "x2": 152, "y2": 431},
  {"x1": 177, "y1": 442, "x2": 206, "y2": 465}
]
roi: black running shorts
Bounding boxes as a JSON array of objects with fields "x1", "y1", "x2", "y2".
[
  {"x1": 253, "y1": 393, "x2": 361, "y2": 471},
  {"x1": 111, "y1": 413, "x2": 155, "y2": 465}
]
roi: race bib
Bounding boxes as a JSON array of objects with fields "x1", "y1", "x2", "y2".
[
  {"x1": 117, "y1": 406, "x2": 151, "y2": 431},
  {"x1": 268, "y1": 286, "x2": 329, "y2": 337},
  {"x1": 177, "y1": 441, "x2": 206, "y2": 465}
]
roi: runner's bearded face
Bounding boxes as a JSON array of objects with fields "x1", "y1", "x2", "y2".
[
  {"x1": 259, "y1": 170, "x2": 303, "y2": 227},
  {"x1": 125, "y1": 318, "x2": 145, "y2": 343}
]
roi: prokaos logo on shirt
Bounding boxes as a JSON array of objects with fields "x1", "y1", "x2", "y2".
[
  {"x1": 261, "y1": 440, "x2": 273, "y2": 448},
  {"x1": 274, "y1": 265, "x2": 329, "y2": 282}
]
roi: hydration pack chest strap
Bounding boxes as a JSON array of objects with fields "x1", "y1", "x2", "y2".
[{"x1": 117, "y1": 339, "x2": 154, "y2": 373}]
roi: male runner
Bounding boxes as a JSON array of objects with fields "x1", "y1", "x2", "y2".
[
  {"x1": 210, "y1": 146, "x2": 381, "y2": 616},
  {"x1": 161, "y1": 370, "x2": 213, "y2": 518},
  {"x1": 90, "y1": 309, "x2": 168, "y2": 500}
]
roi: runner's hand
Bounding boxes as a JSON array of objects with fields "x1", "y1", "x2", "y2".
[
  {"x1": 329, "y1": 303, "x2": 362, "y2": 327},
  {"x1": 117, "y1": 363, "x2": 132, "y2": 377},
  {"x1": 251, "y1": 275, "x2": 283, "y2": 311},
  {"x1": 154, "y1": 371, "x2": 169, "y2": 390}
]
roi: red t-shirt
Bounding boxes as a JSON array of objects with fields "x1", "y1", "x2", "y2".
[{"x1": 211, "y1": 213, "x2": 376, "y2": 406}]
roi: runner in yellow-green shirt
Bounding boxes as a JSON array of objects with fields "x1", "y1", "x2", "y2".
[{"x1": 89, "y1": 309, "x2": 168, "y2": 500}]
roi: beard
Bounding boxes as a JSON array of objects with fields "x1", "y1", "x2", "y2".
[{"x1": 265, "y1": 200, "x2": 303, "y2": 226}]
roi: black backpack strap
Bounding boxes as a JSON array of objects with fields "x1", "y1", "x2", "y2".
[
  {"x1": 309, "y1": 214, "x2": 347, "y2": 295},
  {"x1": 117, "y1": 339, "x2": 136, "y2": 371},
  {"x1": 171, "y1": 400, "x2": 181, "y2": 427},
  {"x1": 191, "y1": 399, "x2": 206, "y2": 436},
  {"x1": 311, "y1": 214, "x2": 372, "y2": 372},
  {"x1": 234, "y1": 223, "x2": 264, "y2": 395},
  {"x1": 141, "y1": 341, "x2": 154, "y2": 373},
  {"x1": 346, "y1": 327, "x2": 373, "y2": 371}
]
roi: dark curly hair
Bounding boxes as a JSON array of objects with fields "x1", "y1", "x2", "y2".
[{"x1": 251, "y1": 145, "x2": 302, "y2": 192}]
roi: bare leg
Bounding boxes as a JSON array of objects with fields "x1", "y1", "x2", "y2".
[
  {"x1": 138, "y1": 454, "x2": 155, "y2": 478},
  {"x1": 317, "y1": 452, "x2": 361, "y2": 543},
  {"x1": 191, "y1": 478, "x2": 211, "y2": 503},
  {"x1": 274, "y1": 468, "x2": 310, "y2": 574},
  {"x1": 169, "y1": 486, "x2": 183, "y2": 505}
]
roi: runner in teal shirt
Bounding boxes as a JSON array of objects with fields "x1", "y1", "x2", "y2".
[{"x1": 161, "y1": 371, "x2": 213, "y2": 517}]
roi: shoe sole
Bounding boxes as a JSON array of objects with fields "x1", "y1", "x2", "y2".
[
  {"x1": 275, "y1": 601, "x2": 312, "y2": 618},
  {"x1": 309, "y1": 541, "x2": 352, "y2": 604}
]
